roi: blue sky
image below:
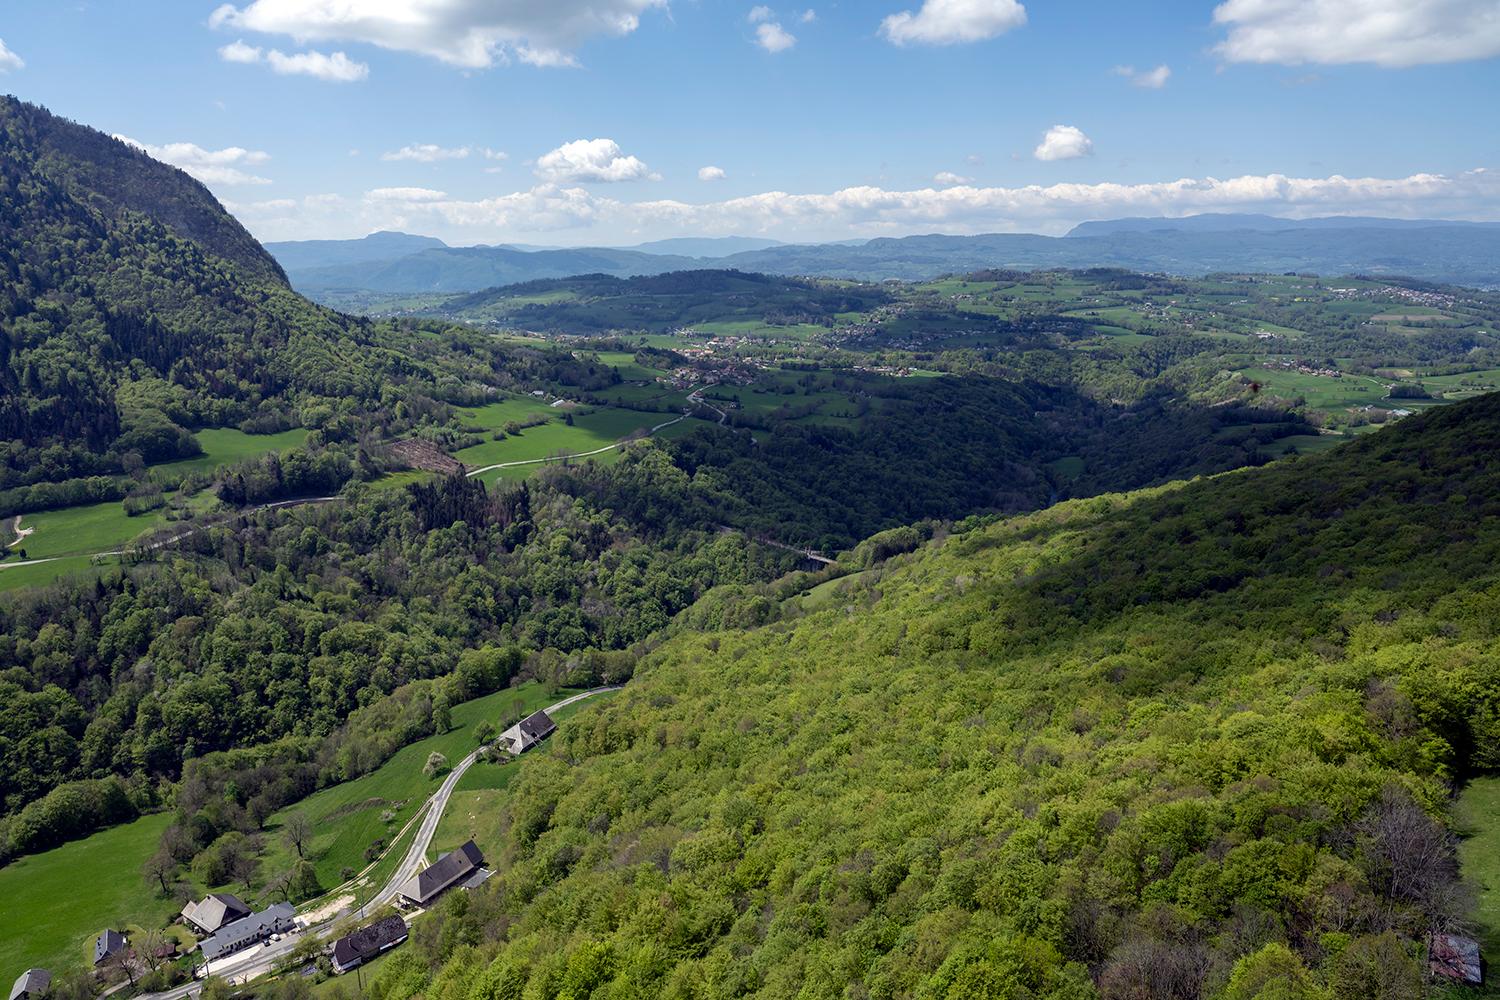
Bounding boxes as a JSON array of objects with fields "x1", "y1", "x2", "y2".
[{"x1": 1, "y1": 0, "x2": 1498, "y2": 244}]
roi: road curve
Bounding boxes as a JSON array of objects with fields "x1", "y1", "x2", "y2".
[{"x1": 136, "y1": 685, "x2": 622, "y2": 999}]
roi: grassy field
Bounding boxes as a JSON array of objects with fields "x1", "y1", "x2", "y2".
[
  {"x1": 456, "y1": 407, "x2": 691, "y2": 471},
  {"x1": 455, "y1": 397, "x2": 555, "y2": 432},
  {"x1": 0, "y1": 554, "x2": 104, "y2": 593},
  {"x1": 1455, "y1": 778, "x2": 1500, "y2": 997},
  {"x1": 11, "y1": 499, "x2": 171, "y2": 560},
  {"x1": 0, "y1": 812, "x2": 182, "y2": 977},
  {"x1": 255, "y1": 683, "x2": 578, "y2": 890},
  {"x1": 152, "y1": 427, "x2": 309, "y2": 478}
]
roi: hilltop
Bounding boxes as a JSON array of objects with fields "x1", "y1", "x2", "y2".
[{"x1": 391, "y1": 390, "x2": 1500, "y2": 998}]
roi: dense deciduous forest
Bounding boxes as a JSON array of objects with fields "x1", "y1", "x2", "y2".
[{"x1": 361, "y1": 392, "x2": 1500, "y2": 1000}]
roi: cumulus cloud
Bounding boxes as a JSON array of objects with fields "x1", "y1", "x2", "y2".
[
  {"x1": 1034, "y1": 125, "x2": 1093, "y2": 161},
  {"x1": 209, "y1": 0, "x2": 666, "y2": 69},
  {"x1": 0, "y1": 38, "x2": 22, "y2": 73},
  {"x1": 756, "y1": 22, "x2": 797, "y2": 52},
  {"x1": 218, "y1": 39, "x2": 367, "y2": 80},
  {"x1": 1114, "y1": 63, "x2": 1170, "y2": 88},
  {"x1": 535, "y1": 138, "x2": 655, "y2": 182},
  {"x1": 881, "y1": 0, "x2": 1027, "y2": 46},
  {"x1": 115, "y1": 136, "x2": 273, "y2": 186},
  {"x1": 699, "y1": 166, "x2": 728, "y2": 181},
  {"x1": 800, "y1": 9, "x2": 818, "y2": 22},
  {"x1": 1213, "y1": 0, "x2": 1500, "y2": 67},
  {"x1": 934, "y1": 171, "x2": 972, "y2": 186},
  {"x1": 382, "y1": 144, "x2": 472, "y2": 163},
  {"x1": 748, "y1": 5, "x2": 774, "y2": 22}
]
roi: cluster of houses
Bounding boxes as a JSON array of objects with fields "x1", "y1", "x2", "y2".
[{"x1": 8, "y1": 705, "x2": 562, "y2": 997}]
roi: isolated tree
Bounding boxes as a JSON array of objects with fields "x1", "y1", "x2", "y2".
[
  {"x1": 103, "y1": 945, "x2": 138, "y2": 987},
  {"x1": 473, "y1": 720, "x2": 497, "y2": 746},
  {"x1": 282, "y1": 811, "x2": 313, "y2": 860},
  {"x1": 138, "y1": 929, "x2": 169, "y2": 973},
  {"x1": 143, "y1": 848, "x2": 176, "y2": 895},
  {"x1": 423, "y1": 752, "x2": 450, "y2": 779}
]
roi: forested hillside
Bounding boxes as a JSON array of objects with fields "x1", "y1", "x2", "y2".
[
  {"x1": 378, "y1": 391, "x2": 1500, "y2": 999},
  {"x1": 0, "y1": 96, "x2": 505, "y2": 492}
]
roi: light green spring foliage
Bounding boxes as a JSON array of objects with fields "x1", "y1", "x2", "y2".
[{"x1": 385, "y1": 394, "x2": 1500, "y2": 997}]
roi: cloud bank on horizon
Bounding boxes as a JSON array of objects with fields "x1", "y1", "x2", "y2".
[{"x1": 223, "y1": 167, "x2": 1500, "y2": 244}]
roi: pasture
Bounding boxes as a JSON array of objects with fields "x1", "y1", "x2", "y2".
[
  {"x1": 1456, "y1": 778, "x2": 1500, "y2": 996},
  {"x1": 0, "y1": 812, "x2": 181, "y2": 977},
  {"x1": 152, "y1": 427, "x2": 309, "y2": 478},
  {"x1": 254, "y1": 683, "x2": 576, "y2": 890}
]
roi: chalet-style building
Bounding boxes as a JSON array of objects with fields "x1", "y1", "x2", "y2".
[
  {"x1": 499, "y1": 710, "x2": 556, "y2": 755},
  {"x1": 8, "y1": 970, "x2": 50, "y2": 1000},
  {"x1": 93, "y1": 929, "x2": 128, "y2": 966},
  {"x1": 198, "y1": 903, "x2": 296, "y2": 963},
  {"x1": 330, "y1": 916, "x2": 409, "y2": 974},
  {"x1": 181, "y1": 893, "x2": 252, "y2": 936},
  {"x1": 396, "y1": 840, "x2": 485, "y2": 908}
]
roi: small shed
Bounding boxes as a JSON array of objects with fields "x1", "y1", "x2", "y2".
[{"x1": 1430, "y1": 933, "x2": 1484, "y2": 987}]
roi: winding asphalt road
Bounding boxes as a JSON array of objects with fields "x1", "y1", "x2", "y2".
[{"x1": 138, "y1": 685, "x2": 621, "y2": 999}]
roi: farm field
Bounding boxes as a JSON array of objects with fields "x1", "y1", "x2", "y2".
[
  {"x1": 0, "y1": 811, "x2": 181, "y2": 977},
  {"x1": 151, "y1": 427, "x2": 309, "y2": 477},
  {"x1": 254, "y1": 683, "x2": 578, "y2": 891},
  {"x1": 455, "y1": 406, "x2": 697, "y2": 471},
  {"x1": 0, "y1": 554, "x2": 102, "y2": 593},
  {"x1": 10, "y1": 499, "x2": 171, "y2": 560},
  {"x1": 455, "y1": 396, "x2": 555, "y2": 431}
]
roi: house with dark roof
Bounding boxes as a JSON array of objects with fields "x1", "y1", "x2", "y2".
[
  {"x1": 498, "y1": 709, "x2": 556, "y2": 755},
  {"x1": 9, "y1": 970, "x2": 50, "y2": 1000},
  {"x1": 93, "y1": 929, "x2": 128, "y2": 966},
  {"x1": 396, "y1": 840, "x2": 485, "y2": 908},
  {"x1": 1431, "y1": 933, "x2": 1484, "y2": 987},
  {"x1": 331, "y1": 916, "x2": 409, "y2": 974},
  {"x1": 181, "y1": 893, "x2": 252, "y2": 936},
  {"x1": 198, "y1": 903, "x2": 296, "y2": 964}
]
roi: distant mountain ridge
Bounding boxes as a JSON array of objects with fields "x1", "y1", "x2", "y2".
[
  {"x1": 1068, "y1": 213, "x2": 1500, "y2": 236},
  {"x1": 267, "y1": 213, "x2": 1500, "y2": 301}
]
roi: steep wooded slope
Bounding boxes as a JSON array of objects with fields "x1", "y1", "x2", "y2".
[{"x1": 391, "y1": 394, "x2": 1500, "y2": 999}]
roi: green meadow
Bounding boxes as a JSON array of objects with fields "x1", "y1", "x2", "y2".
[
  {"x1": 0, "y1": 811, "x2": 181, "y2": 977},
  {"x1": 151, "y1": 427, "x2": 309, "y2": 478},
  {"x1": 254, "y1": 683, "x2": 578, "y2": 891}
]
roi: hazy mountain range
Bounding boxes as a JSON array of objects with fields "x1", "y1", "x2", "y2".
[{"x1": 266, "y1": 214, "x2": 1500, "y2": 300}]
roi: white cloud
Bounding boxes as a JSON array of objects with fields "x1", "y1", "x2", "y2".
[
  {"x1": 748, "y1": 5, "x2": 774, "y2": 22},
  {"x1": 0, "y1": 38, "x2": 22, "y2": 73},
  {"x1": 366, "y1": 187, "x2": 448, "y2": 202},
  {"x1": 756, "y1": 22, "x2": 797, "y2": 51},
  {"x1": 801, "y1": 9, "x2": 818, "y2": 22},
  {"x1": 1213, "y1": 0, "x2": 1500, "y2": 67},
  {"x1": 219, "y1": 39, "x2": 263, "y2": 63},
  {"x1": 881, "y1": 0, "x2": 1027, "y2": 46},
  {"x1": 218, "y1": 38, "x2": 367, "y2": 81},
  {"x1": 934, "y1": 171, "x2": 972, "y2": 186},
  {"x1": 233, "y1": 168, "x2": 1500, "y2": 243},
  {"x1": 115, "y1": 135, "x2": 273, "y2": 186},
  {"x1": 382, "y1": 144, "x2": 472, "y2": 163},
  {"x1": 1034, "y1": 125, "x2": 1093, "y2": 161},
  {"x1": 265, "y1": 49, "x2": 368, "y2": 81},
  {"x1": 209, "y1": 0, "x2": 665, "y2": 70},
  {"x1": 699, "y1": 165, "x2": 728, "y2": 181},
  {"x1": 535, "y1": 138, "x2": 655, "y2": 182},
  {"x1": 1114, "y1": 63, "x2": 1170, "y2": 88},
  {"x1": 483, "y1": 149, "x2": 509, "y2": 161}
]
